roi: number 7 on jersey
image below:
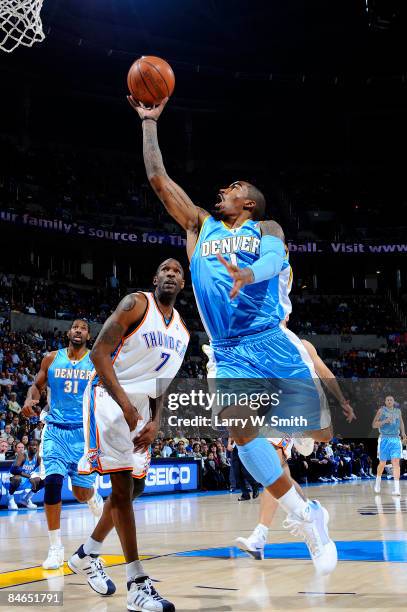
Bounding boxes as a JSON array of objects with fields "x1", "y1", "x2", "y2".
[{"x1": 155, "y1": 352, "x2": 171, "y2": 371}]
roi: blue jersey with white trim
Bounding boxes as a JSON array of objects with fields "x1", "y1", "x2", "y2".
[
  {"x1": 47, "y1": 348, "x2": 94, "y2": 426},
  {"x1": 22, "y1": 453, "x2": 39, "y2": 476},
  {"x1": 379, "y1": 406, "x2": 401, "y2": 437},
  {"x1": 190, "y1": 216, "x2": 292, "y2": 340},
  {"x1": 10, "y1": 452, "x2": 38, "y2": 478}
]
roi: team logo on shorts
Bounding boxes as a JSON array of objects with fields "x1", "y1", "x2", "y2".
[{"x1": 87, "y1": 448, "x2": 101, "y2": 467}]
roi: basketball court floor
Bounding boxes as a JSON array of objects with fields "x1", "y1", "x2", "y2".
[{"x1": 1, "y1": 480, "x2": 407, "y2": 611}]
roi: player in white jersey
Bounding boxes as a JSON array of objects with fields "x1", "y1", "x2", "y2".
[
  {"x1": 236, "y1": 335, "x2": 355, "y2": 560},
  {"x1": 71, "y1": 259, "x2": 188, "y2": 612}
]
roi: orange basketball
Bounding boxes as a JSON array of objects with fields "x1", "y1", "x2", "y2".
[{"x1": 127, "y1": 56, "x2": 175, "y2": 107}]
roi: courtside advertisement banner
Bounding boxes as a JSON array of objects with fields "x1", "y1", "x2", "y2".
[{"x1": 0, "y1": 458, "x2": 199, "y2": 506}]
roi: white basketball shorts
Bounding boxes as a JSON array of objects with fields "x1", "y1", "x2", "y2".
[{"x1": 78, "y1": 385, "x2": 151, "y2": 479}]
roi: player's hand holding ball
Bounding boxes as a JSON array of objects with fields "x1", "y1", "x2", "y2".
[
  {"x1": 127, "y1": 95, "x2": 169, "y2": 122},
  {"x1": 127, "y1": 55, "x2": 174, "y2": 121}
]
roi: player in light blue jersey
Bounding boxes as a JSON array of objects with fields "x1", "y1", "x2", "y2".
[
  {"x1": 129, "y1": 96, "x2": 337, "y2": 575},
  {"x1": 22, "y1": 319, "x2": 103, "y2": 570},
  {"x1": 373, "y1": 395, "x2": 406, "y2": 496},
  {"x1": 7, "y1": 439, "x2": 44, "y2": 510}
]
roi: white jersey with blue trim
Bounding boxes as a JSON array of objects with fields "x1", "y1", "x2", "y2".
[
  {"x1": 190, "y1": 216, "x2": 292, "y2": 341},
  {"x1": 92, "y1": 292, "x2": 189, "y2": 397}
]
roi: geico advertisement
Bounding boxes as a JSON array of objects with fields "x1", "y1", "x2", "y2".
[{"x1": 0, "y1": 461, "x2": 199, "y2": 505}]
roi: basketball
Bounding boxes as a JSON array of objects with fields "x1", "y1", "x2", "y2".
[{"x1": 127, "y1": 56, "x2": 175, "y2": 107}]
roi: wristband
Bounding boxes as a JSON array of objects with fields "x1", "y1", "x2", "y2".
[{"x1": 142, "y1": 117, "x2": 157, "y2": 123}]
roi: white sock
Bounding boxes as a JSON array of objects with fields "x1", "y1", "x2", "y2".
[
  {"x1": 25, "y1": 491, "x2": 34, "y2": 502},
  {"x1": 8, "y1": 494, "x2": 14, "y2": 502},
  {"x1": 126, "y1": 559, "x2": 146, "y2": 581},
  {"x1": 83, "y1": 536, "x2": 103, "y2": 556},
  {"x1": 278, "y1": 486, "x2": 308, "y2": 516},
  {"x1": 49, "y1": 529, "x2": 62, "y2": 548},
  {"x1": 254, "y1": 523, "x2": 269, "y2": 540},
  {"x1": 376, "y1": 476, "x2": 381, "y2": 484},
  {"x1": 394, "y1": 480, "x2": 400, "y2": 493}
]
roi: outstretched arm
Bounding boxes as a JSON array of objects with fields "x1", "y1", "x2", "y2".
[
  {"x1": 128, "y1": 96, "x2": 208, "y2": 240},
  {"x1": 301, "y1": 339, "x2": 356, "y2": 423},
  {"x1": 91, "y1": 292, "x2": 147, "y2": 431}
]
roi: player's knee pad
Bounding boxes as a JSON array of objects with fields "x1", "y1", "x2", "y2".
[
  {"x1": 237, "y1": 438, "x2": 283, "y2": 488},
  {"x1": 44, "y1": 474, "x2": 64, "y2": 505},
  {"x1": 131, "y1": 477, "x2": 145, "y2": 500}
]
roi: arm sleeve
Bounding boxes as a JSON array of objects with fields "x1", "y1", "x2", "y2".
[{"x1": 248, "y1": 236, "x2": 286, "y2": 284}]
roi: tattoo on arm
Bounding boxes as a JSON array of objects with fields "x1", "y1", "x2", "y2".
[
  {"x1": 163, "y1": 181, "x2": 198, "y2": 220},
  {"x1": 142, "y1": 121, "x2": 207, "y2": 230},
  {"x1": 120, "y1": 294, "x2": 137, "y2": 312},
  {"x1": 93, "y1": 320, "x2": 125, "y2": 355},
  {"x1": 259, "y1": 220, "x2": 285, "y2": 242},
  {"x1": 91, "y1": 320, "x2": 126, "y2": 404},
  {"x1": 143, "y1": 120, "x2": 166, "y2": 179}
]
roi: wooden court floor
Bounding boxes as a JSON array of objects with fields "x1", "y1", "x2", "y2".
[{"x1": 1, "y1": 480, "x2": 407, "y2": 611}]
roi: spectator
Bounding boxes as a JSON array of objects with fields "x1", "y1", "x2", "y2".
[
  {"x1": 32, "y1": 422, "x2": 43, "y2": 442},
  {"x1": 0, "y1": 439, "x2": 9, "y2": 460},
  {"x1": 288, "y1": 447, "x2": 309, "y2": 483},
  {"x1": 0, "y1": 372, "x2": 13, "y2": 386},
  {"x1": 151, "y1": 443, "x2": 162, "y2": 458},
  {"x1": 192, "y1": 443, "x2": 202, "y2": 459},
  {"x1": 0, "y1": 424, "x2": 12, "y2": 440},
  {"x1": 161, "y1": 438, "x2": 173, "y2": 458},
  {"x1": 20, "y1": 434, "x2": 29, "y2": 448},
  {"x1": 203, "y1": 452, "x2": 227, "y2": 490},
  {"x1": 8, "y1": 392, "x2": 21, "y2": 415},
  {"x1": 171, "y1": 440, "x2": 189, "y2": 458},
  {"x1": 10, "y1": 415, "x2": 20, "y2": 437}
]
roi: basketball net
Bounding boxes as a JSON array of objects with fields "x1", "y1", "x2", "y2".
[{"x1": 0, "y1": 0, "x2": 45, "y2": 53}]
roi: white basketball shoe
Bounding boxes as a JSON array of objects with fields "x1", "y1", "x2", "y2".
[
  {"x1": 68, "y1": 545, "x2": 116, "y2": 596},
  {"x1": 127, "y1": 576, "x2": 175, "y2": 611},
  {"x1": 43, "y1": 546, "x2": 64, "y2": 570},
  {"x1": 236, "y1": 525, "x2": 267, "y2": 560},
  {"x1": 283, "y1": 499, "x2": 337, "y2": 575}
]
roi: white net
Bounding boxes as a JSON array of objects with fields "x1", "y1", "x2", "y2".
[{"x1": 0, "y1": 0, "x2": 45, "y2": 53}]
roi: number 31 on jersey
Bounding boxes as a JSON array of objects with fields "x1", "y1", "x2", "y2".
[{"x1": 64, "y1": 380, "x2": 79, "y2": 393}]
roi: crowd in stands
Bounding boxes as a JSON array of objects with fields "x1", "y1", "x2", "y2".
[
  {"x1": 0, "y1": 271, "x2": 204, "y2": 334},
  {"x1": 328, "y1": 345, "x2": 407, "y2": 378},
  {"x1": 0, "y1": 140, "x2": 170, "y2": 233},
  {"x1": 290, "y1": 294, "x2": 401, "y2": 336},
  {"x1": 1, "y1": 269, "x2": 406, "y2": 339}
]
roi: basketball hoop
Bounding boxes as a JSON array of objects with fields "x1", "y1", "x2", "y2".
[{"x1": 0, "y1": 0, "x2": 45, "y2": 53}]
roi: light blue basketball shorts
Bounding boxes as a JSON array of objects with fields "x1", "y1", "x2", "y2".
[{"x1": 42, "y1": 422, "x2": 96, "y2": 488}]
